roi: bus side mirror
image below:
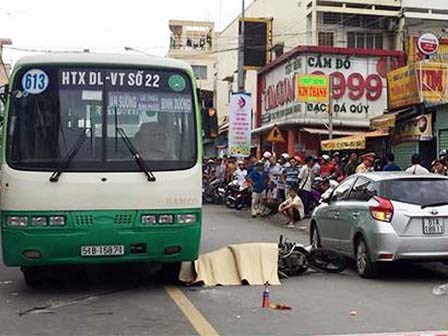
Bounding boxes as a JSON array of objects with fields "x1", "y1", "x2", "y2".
[{"x1": 0, "y1": 85, "x2": 8, "y2": 105}]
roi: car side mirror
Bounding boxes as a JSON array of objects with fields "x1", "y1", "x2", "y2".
[{"x1": 321, "y1": 191, "x2": 333, "y2": 204}]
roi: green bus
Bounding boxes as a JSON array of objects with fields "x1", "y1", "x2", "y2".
[{"x1": 1, "y1": 53, "x2": 202, "y2": 287}]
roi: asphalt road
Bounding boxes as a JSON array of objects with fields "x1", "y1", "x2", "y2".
[{"x1": 0, "y1": 205, "x2": 448, "y2": 335}]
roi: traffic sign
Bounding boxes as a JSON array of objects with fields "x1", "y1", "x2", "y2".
[{"x1": 266, "y1": 125, "x2": 285, "y2": 143}]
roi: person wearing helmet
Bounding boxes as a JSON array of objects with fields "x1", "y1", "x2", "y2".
[
  {"x1": 320, "y1": 154, "x2": 335, "y2": 178},
  {"x1": 405, "y1": 153, "x2": 429, "y2": 174},
  {"x1": 356, "y1": 153, "x2": 375, "y2": 173},
  {"x1": 233, "y1": 160, "x2": 248, "y2": 185},
  {"x1": 431, "y1": 159, "x2": 446, "y2": 175}
]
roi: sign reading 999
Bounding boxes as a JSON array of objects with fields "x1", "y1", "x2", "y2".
[{"x1": 260, "y1": 52, "x2": 399, "y2": 127}]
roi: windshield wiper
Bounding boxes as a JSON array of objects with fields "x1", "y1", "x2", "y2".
[
  {"x1": 116, "y1": 127, "x2": 156, "y2": 182},
  {"x1": 49, "y1": 128, "x2": 91, "y2": 182},
  {"x1": 421, "y1": 201, "x2": 448, "y2": 209}
]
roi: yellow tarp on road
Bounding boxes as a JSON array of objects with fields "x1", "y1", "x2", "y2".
[{"x1": 179, "y1": 243, "x2": 281, "y2": 287}]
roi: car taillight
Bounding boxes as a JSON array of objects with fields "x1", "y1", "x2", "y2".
[{"x1": 369, "y1": 196, "x2": 394, "y2": 222}]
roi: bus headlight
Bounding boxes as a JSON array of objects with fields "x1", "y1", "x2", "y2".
[
  {"x1": 141, "y1": 215, "x2": 157, "y2": 225},
  {"x1": 158, "y1": 215, "x2": 174, "y2": 224},
  {"x1": 49, "y1": 216, "x2": 65, "y2": 226},
  {"x1": 6, "y1": 216, "x2": 28, "y2": 227},
  {"x1": 31, "y1": 216, "x2": 48, "y2": 226},
  {"x1": 177, "y1": 214, "x2": 197, "y2": 224}
]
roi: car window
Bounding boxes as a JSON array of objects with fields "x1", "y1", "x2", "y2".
[
  {"x1": 349, "y1": 177, "x2": 378, "y2": 201},
  {"x1": 380, "y1": 178, "x2": 448, "y2": 206},
  {"x1": 331, "y1": 177, "x2": 355, "y2": 202}
]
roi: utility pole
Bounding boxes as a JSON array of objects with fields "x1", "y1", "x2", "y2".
[
  {"x1": 328, "y1": 77, "x2": 333, "y2": 140},
  {"x1": 237, "y1": 0, "x2": 245, "y2": 92}
]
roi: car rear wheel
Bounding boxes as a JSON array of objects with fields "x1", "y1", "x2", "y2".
[
  {"x1": 310, "y1": 224, "x2": 321, "y2": 249},
  {"x1": 355, "y1": 238, "x2": 379, "y2": 278}
]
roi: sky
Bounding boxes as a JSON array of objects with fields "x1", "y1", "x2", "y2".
[{"x1": 0, "y1": 0, "x2": 254, "y2": 64}]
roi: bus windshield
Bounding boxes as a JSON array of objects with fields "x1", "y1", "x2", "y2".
[{"x1": 7, "y1": 66, "x2": 197, "y2": 172}]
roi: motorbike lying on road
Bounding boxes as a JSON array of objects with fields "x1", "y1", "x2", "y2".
[{"x1": 277, "y1": 235, "x2": 346, "y2": 278}]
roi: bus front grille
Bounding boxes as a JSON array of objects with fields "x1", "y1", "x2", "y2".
[
  {"x1": 74, "y1": 215, "x2": 94, "y2": 227},
  {"x1": 114, "y1": 214, "x2": 134, "y2": 226}
]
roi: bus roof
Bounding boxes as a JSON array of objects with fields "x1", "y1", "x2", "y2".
[{"x1": 14, "y1": 52, "x2": 193, "y2": 72}]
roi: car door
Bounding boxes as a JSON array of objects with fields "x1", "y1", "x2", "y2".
[
  {"x1": 318, "y1": 177, "x2": 356, "y2": 251},
  {"x1": 339, "y1": 177, "x2": 378, "y2": 255}
]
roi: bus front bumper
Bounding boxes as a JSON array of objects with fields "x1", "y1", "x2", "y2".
[{"x1": 2, "y1": 225, "x2": 201, "y2": 267}]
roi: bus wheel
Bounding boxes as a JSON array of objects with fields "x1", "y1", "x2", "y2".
[
  {"x1": 22, "y1": 267, "x2": 46, "y2": 289},
  {"x1": 161, "y1": 262, "x2": 182, "y2": 284}
]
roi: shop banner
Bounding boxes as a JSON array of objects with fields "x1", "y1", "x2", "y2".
[
  {"x1": 228, "y1": 92, "x2": 252, "y2": 157},
  {"x1": 370, "y1": 114, "x2": 396, "y2": 130},
  {"x1": 296, "y1": 74, "x2": 329, "y2": 104},
  {"x1": 321, "y1": 135, "x2": 366, "y2": 151},
  {"x1": 260, "y1": 51, "x2": 401, "y2": 128},
  {"x1": 387, "y1": 65, "x2": 420, "y2": 110},
  {"x1": 407, "y1": 36, "x2": 448, "y2": 63},
  {"x1": 393, "y1": 114, "x2": 433, "y2": 144}
]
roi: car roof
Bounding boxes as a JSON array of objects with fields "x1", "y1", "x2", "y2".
[
  {"x1": 13, "y1": 52, "x2": 193, "y2": 72},
  {"x1": 353, "y1": 172, "x2": 448, "y2": 182}
]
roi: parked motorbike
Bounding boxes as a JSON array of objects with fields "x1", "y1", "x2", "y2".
[
  {"x1": 233, "y1": 182, "x2": 252, "y2": 210},
  {"x1": 203, "y1": 179, "x2": 226, "y2": 204},
  {"x1": 224, "y1": 180, "x2": 241, "y2": 209}
]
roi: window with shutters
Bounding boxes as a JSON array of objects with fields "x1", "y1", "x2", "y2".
[
  {"x1": 347, "y1": 32, "x2": 383, "y2": 49},
  {"x1": 318, "y1": 32, "x2": 334, "y2": 47}
]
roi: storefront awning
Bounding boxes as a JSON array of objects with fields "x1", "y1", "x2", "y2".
[
  {"x1": 321, "y1": 130, "x2": 389, "y2": 151},
  {"x1": 301, "y1": 128, "x2": 357, "y2": 136},
  {"x1": 370, "y1": 114, "x2": 396, "y2": 130}
]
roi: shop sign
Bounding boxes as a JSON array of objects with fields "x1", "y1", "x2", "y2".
[
  {"x1": 388, "y1": 63, "x2": 448, "y2": 109},
  {"x1": 393, "y1": 114, "x2": 433, "y2": 144},
  {"x1": 417, "y1": 62, "x2": 448, "y2": 106},
  {"x1": 387, "y1": 65, "x2": 420, "y2": 110},
  {"x1": 417, "y1": 33, "x2": 440, "y2": 56},
  {"x1": 407, "y1": 36, "x2": 448, "y2": 63},
  {"x1": 296, "y1": 74, "x2": 329, "y2": 104},
  {"x1": 321, "y1": 135, "x2": 366, "y2": 151},
  {"x1": 261, "y1": 52, "x2": 399, "y2": 127},
  {"x1": 228, "y1": 92, "x2": 252, "y2": 157},
  {"x1": 370, "y1": 114, "x2": 396, "y2": 131}
]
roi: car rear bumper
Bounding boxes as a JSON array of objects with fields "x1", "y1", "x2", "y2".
[{"x1": 370, "y1": 232, "x2": 448, "y2": 262}]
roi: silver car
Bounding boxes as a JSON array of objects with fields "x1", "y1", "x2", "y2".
[{"x1": 310, "y1": 172, "x2": 448, "y2": 278}]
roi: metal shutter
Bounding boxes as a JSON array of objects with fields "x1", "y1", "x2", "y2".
[
  {"x1": 439, "y1": 129, "x2": 448, "y2": 153},
  {"x1": 393, "y1": 142, "x2": 418, "y2": 170}
]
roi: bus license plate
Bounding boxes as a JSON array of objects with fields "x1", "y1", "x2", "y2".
[
  {"x1": 423, "y1": 218, "x2": 445, "y2": 235},
  {"x1": 81, "y1": 245, "x2": 125, "y2": 257}
]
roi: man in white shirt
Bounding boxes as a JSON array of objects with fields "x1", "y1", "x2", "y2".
[
  {"x1": 298, "y1": 156, "x2": 314, "y2": 217},
  {"x1": 233, "y1": 161, "x2": 247, "y2": 185},
  {"x1": 405, "y1": 154, "x2": 430, "y2": 175},
  {"x1": 278, "y1": 185, "x2": 305, "y2": 228}
]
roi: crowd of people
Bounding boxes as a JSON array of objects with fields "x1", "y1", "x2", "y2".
[{"x1": 203, "y1": 149, "x2": 448, "y2": 228}]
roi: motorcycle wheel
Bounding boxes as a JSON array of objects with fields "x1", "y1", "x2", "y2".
[
  {"x1": 285, "y1": 248, "x2": 309, "y2": 276},
  {"x1": 307, "y1": 248, "x2": 347, "y2": 273},
  {"x1": 235, "y1": 198, "x2": 244, "y2": 210}
]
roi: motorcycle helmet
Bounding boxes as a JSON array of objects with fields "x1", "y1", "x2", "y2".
[{"x1": 263, "y1": 151, "x2": 272, "y2": 159}]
